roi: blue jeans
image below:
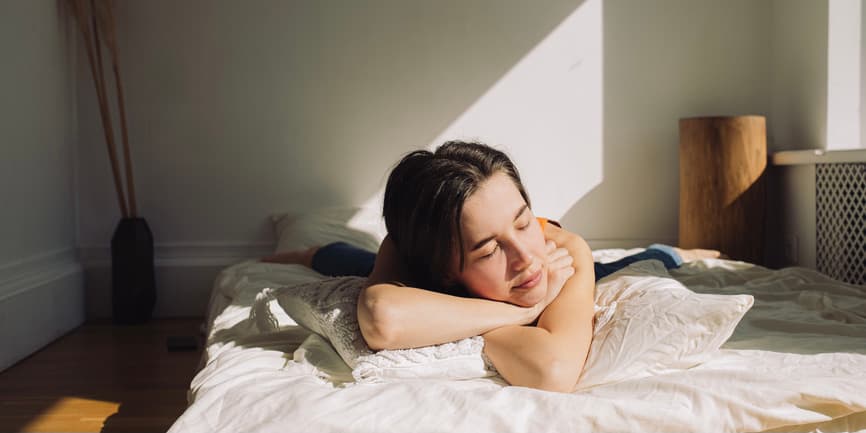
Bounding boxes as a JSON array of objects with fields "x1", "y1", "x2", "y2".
[
  {"x1": 311, "y1": 241, "x2": 682, "y2": 282},
  {"x1": 593, "y1": 244, "x2": 682, "y2": 280}
]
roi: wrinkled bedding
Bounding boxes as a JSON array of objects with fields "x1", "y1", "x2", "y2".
[{"x1": 169, "y1": 251, "x2": 866, "y2": 433}]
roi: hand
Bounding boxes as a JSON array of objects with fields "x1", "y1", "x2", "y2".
[
  {"x1": 544, "y1": 240, "x2": 575, "y2": 303},
  {"x1": 525, "y1": 240, "x2": 574, "y2": 321},
  {"x1": 546, "y1": 239, "x2": 575, "y2": 294}
]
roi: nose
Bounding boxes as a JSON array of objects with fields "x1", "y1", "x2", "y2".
[{"x1": 509, "y1": 239, "x2": 535, "y2": 273}]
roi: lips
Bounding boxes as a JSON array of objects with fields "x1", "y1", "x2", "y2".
[{"x1": 514, "y1": 269, "x2": 543, "y2": 289}]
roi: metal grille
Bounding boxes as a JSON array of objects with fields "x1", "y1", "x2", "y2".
[{"x1": 816, "y1": 163, "x2": 866, "y2": 285}]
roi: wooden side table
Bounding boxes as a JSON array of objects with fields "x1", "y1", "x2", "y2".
[{"x1": 679, "y1": 116, "x2": 767, "y2": 264}]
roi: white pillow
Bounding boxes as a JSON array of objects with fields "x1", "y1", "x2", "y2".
[
  {"x1": 250, "y1": 276, "x2": 493, "y2": 383},
  {"x1": 576, "y1": 260, "x2": 754, "y2": 390},
  {"x1": 271, "y1": 206, "x2": 387, "y2": 254},
  {"x1": 251, "y1": 226, "x2": 752, "y2": 388}
]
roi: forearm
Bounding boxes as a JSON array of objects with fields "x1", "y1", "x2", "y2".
[
  {"x1": 358, "y1": 283, "x2": 536, "y2": 350},
  {"x1": 485, "y1": 227, "x2": 594, "y2": 392},
  {"x1": 483, "y1": 325, "x2": 585, "y2": 393}
]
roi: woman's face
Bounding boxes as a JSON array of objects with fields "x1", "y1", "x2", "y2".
[{"x1": 452, "y1": 172, "x2": 549, "y2": 307}]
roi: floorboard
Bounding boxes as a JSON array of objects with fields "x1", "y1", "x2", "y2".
[{"x1": 0, "y1": 318, "x2": 204, "y2": 433}]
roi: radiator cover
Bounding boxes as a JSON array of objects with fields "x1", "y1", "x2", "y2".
[{"x1": 816, "y1": 162, "x2": 866, "y2": 285}]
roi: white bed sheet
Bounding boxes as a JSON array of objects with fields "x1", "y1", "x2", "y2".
[{"x1": 169, "y1": 252, "x2": 866, "y2": 433}]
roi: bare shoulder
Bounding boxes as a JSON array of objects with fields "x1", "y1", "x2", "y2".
[
  {"x1": 543, "y1": 223, "x2": 591, "y2": 255},
  {"x1": 367, "y1": 234, "x2": 412, "y2": 286}
]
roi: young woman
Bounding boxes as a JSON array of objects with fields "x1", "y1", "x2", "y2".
[{"x1": 263, "y1": 140, "x2": 720, "y2": 392}]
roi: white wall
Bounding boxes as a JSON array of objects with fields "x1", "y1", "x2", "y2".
[
  {"x1": 73, "y1": 0, "x2": 834, "y2": 317},
  {"x1": 765, "y1": 0, "x2": 829, "y2": 268},
  {"x1": 0, "y1": 0, "x2": 84, "y2": 371},
  {"x1": 564, "y1": 0, "x2": 773, "y2": 246},
  {"x1": 827, "y1": 0, "x2": 860, "y2": 149},
  {"x1": 770, "y1": 0, "x2": 829, "y2": 152},
  {"x1": 76, "y1": 0, "x2": 592, "y2": 246},
  {"x1": 76, "y1": 0, "x2": 598, "y2": 316}
]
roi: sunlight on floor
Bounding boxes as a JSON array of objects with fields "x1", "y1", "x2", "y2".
[
  {"x1": 354, "y1": 0, "x2": 603, "y2": 222},
  {"x1": 20, "y1": 396, "x2": 119, "y2": 432}
]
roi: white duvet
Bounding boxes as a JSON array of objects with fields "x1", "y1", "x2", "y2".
[{"x1": 169, "y1": 252, "x2": 866, "y2": 433}]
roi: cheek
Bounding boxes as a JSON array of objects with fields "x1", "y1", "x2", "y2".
[
  {"x1": 459, "y1": 259, "x2": 509, "y2": 300},
  {"x1": 524, "y1": 224, "x2": 548, "y2": 257}
]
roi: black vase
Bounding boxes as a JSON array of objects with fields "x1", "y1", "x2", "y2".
[{"x1": 111, "y1": 217, "x2": 156, "y2": 324}]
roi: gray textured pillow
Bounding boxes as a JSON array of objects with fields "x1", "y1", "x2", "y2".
[{"x1": 250, "y1": 276, "x2": 493, "y2": 383}]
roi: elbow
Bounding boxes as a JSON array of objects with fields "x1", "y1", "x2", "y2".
[
  {"x1": 357, "y1": 284, "x2": 401, "y2": 351},
  {"x1": 529, "y1": 358, "x2": 583, "y2": 393}
]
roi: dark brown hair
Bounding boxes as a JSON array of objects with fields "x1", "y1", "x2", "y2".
[{"x1": 382, "y1": 140, "x2": 530, "y2": 294}]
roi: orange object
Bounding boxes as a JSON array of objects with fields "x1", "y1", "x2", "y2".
[{"x1": 536, "y1": 217, "x2": 561, "y2": 232}]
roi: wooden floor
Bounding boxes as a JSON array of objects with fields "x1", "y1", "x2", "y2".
[{"x1": 0, "y1": 318, "x2": 204, "y2": 433}]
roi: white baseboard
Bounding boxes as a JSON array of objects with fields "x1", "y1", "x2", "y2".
[
  {"x1": 79, "y1": 242, "x2": 274, "y2": 319},
  {"x1": 78, "y1": 239, "x2": 668, "y2": 319},
  {"x1": 0, "y1": 249, "x2": 84, "y2": 372},
  {"x1": 78, "y1": 242, "x2": 275, "y2": 267}
]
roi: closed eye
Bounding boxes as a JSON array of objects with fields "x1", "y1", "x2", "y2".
[{"x1": 481, "y1": 244, "x2": 500, "y2": 259}]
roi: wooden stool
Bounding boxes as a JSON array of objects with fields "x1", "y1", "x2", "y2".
[{"x1": 679, "y1": 116, "x2": 767, "y2": 264}]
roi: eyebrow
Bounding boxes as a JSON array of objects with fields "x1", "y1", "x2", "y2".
[{"x1": 469, "y1": 204, "x2": 529, "y2": 252}]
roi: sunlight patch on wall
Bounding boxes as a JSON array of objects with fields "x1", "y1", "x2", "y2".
[
  {"x1": 827, "y1": 0, "x2": 862, "y2": 150},
  {"x1": 355, "y1": 0, "x2": 603, "y2": 223}
]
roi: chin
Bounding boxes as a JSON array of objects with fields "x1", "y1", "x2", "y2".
[{"x1": 514, "y1": 281, "x2": 547, "y2": 307}]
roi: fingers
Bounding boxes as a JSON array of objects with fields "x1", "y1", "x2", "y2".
[
  {"x1": 546, "y1": 247, "x2": 572, "y2": 266},
  {"x1": 542, "y1": 243, "x2": 576, "y2": 308},
  {"x1": 544, "y1": 263, "x2": 574, "y2": 305},
  {"x1": 549, "y1": 250, "x2": 574, "y2": 271},
  {"x1": 561, "y1": 265, "x2": 575, "y2": 278}
]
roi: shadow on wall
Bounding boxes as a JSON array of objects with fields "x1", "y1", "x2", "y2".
[
  {"x1": 355, "y1": 0, "x2": 604, "y2": 226},
  {"x1": 82, "y1": 0, "x2": 777, "y2": 249},
  {"x1": 560, "y1": 0, "x2": 774, "y2": 248},
  {"x1": 348, "y1": 0, "x2": 775, "y2": 250},
  {"x1": 80, "y1": 0, "x2": 591, "y2": 245},
  {"x1": 253, "y1": 0, "x2": 594, "y2": 207}
]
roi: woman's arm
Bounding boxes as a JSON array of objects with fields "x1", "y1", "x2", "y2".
[
  {"x1": 481, "y1": 225, "x2": 595, "y2": 393},
  {"x1": 357, "y1": 236, "x2": 560, "y2": 350},
  {"x1": 359, "y1": 283, "x2": 545, "y2": 350}
]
